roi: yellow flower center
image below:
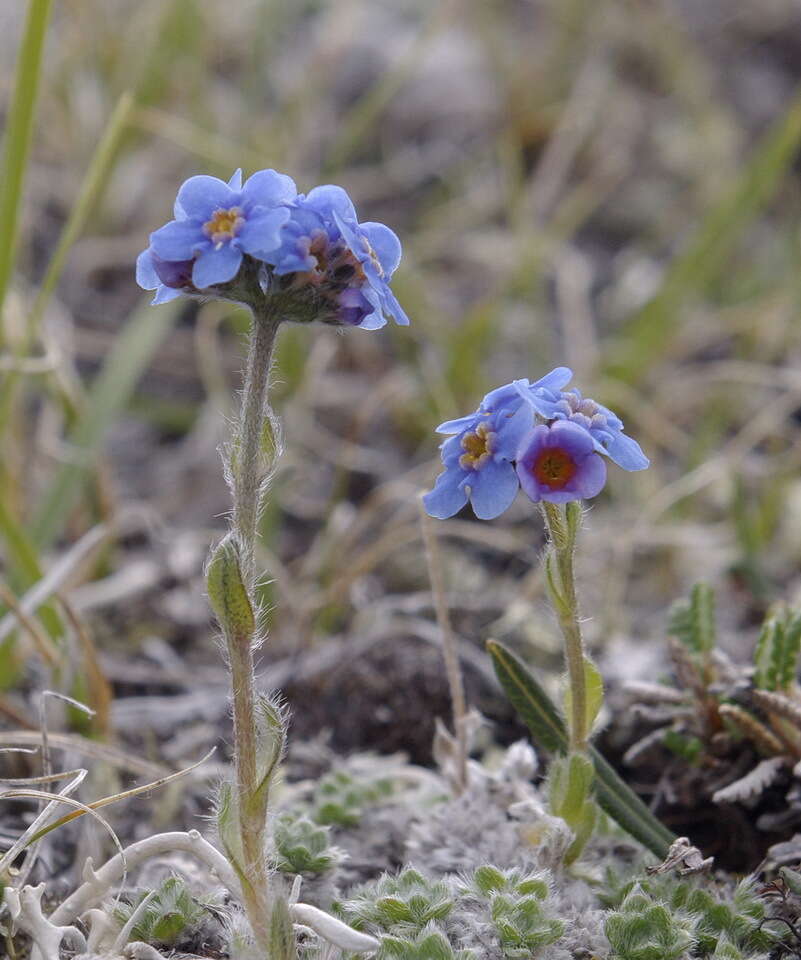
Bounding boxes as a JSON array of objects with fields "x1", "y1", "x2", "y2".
[
  {"x1": 459, "y1": 421, "x2": 494, "y2": 470},
  {"x1": 203, "y1": 207, "x2": 244, "y2": 246}
]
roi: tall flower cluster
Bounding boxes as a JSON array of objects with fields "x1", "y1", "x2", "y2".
[
  {"x1": 423, "y1": 369, "x2": 648, "y2": 520},
  {"x1": 137, "y1": 169, "x2": 408, "y2": 330}
]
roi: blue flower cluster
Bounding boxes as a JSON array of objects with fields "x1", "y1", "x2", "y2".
[
  {"x1": 423, "y1": 369, "x2": 648, "y2": 520},
  {"x1": 137, "y1": 169, "x2": 408, "y2": 330}
]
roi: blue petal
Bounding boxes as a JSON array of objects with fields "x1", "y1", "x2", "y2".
[
  {"x1": 381, "y1": 287, "x2": 410, "y2": 326},
  {"x1": 356, "y1": 311, "x2": 387, "y2": 330},
  {"x1": 574, "y1": 454, "x2": 607, "y2": 499},
  {"x1": 440, "y1": 434, "x2": 464, "y2": 462},
  {"x1": 436, "y1": 413, "x2": 480, "y2": 435},
  {"x1": 304, "y1": 185, "x2": 358, "y2": 223},
  {"x1": 136, "y1": 249, "x2": 159, "y2": 290},
  {"x1": 151, "y1": 285, "x2": 183, "y2": 305},
  {"x1": 175, "y1": 175, "x2": 235, "y2": 220},
  {"x1": 350, "y1": 285, "x2": 384, "y2": 328},
  {"x1": 605, "y1": 430, "x2": 649, "y2": 471},
  {"x1": 533, "y1": 366, "x2": 573, "y2": 393},
  {"x1": 423, "y1": 468, "x2": 469, "y2": 519},
  {"x1": 242, "y1": 169, "x2": 298, "y2": 208},
  {"x1": 237, "y1": 208, "x2": 291, "y2": 258},
  {"x1": 192, "y1": 244, "x2": 243, "y2": 288},
  {"x1": 228, "y1": 168, "x2": 243, "y2": 190},
  {"x1": 360, "y1": 222, "x2": 402, "y2": 276},
  {"x1": 516, "y1": 379, "x2": 562, "y2": 418},
  {"x1": 483, "y1": 381, "x2": 524, "y2": 414},
  {"x1": 494, "y1": 403, "x2": 535, "y2": 457},
  {"x1": 548, "y1": 418, "x2": 597, "y2": 456},
  {"x1": 150, "y1": 220, "x2": 204, "y2": 261},
  {"x1": 468, "y1": 460, "x2": 519, "y2": 520}
]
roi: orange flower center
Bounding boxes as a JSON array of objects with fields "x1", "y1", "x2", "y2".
[
  {"x1": 533, "y1": 448, "x2": 577, "y2": 489},
  {"x1": 459, "y1": 422, "x2": 493, "y2": 470},
  {"x1": 203, "y1": 207, "x2": 244, "y2": 246}
]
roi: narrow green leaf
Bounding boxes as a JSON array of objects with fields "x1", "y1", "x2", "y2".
[
  {"x1": 488, "y1": 640, "x2": 674, "y2": 857},
  {"x1": 487, "y1": 639, "x2": 565, "y2": 754},
  {"x1": 216, "y1": 781, "x2": 245, "y2": 880},
  {"x1": 31, "y1": 297, "x2": 181, "y2": 548},
  {"x1": 780, "y1": 613, "x2": 801, "y2": 692},
  {"x1": 564, "y1": 658, "x2": 604, "y2": 735},
  {"x1": 206, "y1": 536, "x2": 255, "y2": 640},
  {"x1": 753, "y1": 616, "x2": 778, "y2": 691},
  {"x1": 0, "y1": 0, "x2": 54, "y2": 324}
]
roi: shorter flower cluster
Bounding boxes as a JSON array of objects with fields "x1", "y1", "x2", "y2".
[
  {"x1": 423, "y1": 369, "x2": 648, "y2": 520},
  {"x1": 137, "y1": 169, "x2": 408, "y2": 330}
]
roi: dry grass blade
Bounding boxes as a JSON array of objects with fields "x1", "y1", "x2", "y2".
[
  {"x1": 0, "y1": 579, "x2": 58, "y2": 667},
  {"x1": 0, "y1": 732, "x2": 169, "y2": 779},
  {"x1": 0, "y1": 768, "x2": 87, "y2": 877},
  {"x1": 0, "y1": 522, "x2": 111, "y2": 645},
  {"x1": 25, "y1": 747, "x2": 216, "y2": 844},
  {"x1": 0, "y1": 787, "x2": 123, "y2": 871}
]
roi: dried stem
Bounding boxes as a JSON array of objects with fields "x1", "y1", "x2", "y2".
[{"x1": 419, "y1": 499, "x2": 468, "y2": 792}]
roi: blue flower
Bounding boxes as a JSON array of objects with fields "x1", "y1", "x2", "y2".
[
  {"x1": 424, "y1": 368, "x2": 650, "y2": 520},
  {"x1": 543, "y1": 389, "x2": 649, "y2": 471},
  {"x1": 138, "y1": 169, "x2": 295, "y2": 299},
  {"x1": 516, "y1": 420, "x2": 607, "y2": 504},
  {"x1": 423, "y1": 368, "x2": 572, "y2": 520},
  {"x1": 268, "y1": 185, "x2": 408, "y2": 330}
]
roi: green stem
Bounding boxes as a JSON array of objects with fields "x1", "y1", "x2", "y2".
[
  {"x1": 226, "y1": 303, "x2": 281, "y2": 951},
  {"x1": 233, "y1": 304, "x2": 281, "y2": 586},
  {"x1": 542, "y1": 502, "x2": 587, "y2": 752}
]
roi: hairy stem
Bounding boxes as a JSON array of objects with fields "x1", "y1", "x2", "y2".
[
  {"x1": 233, "y1": 304, "x2": 281, "y2": 587},
  {"x1": 227, "y1": 303, "x2": 281, "y2": 950},
  {"x1": 542, "y1": 502, "x2": 587, "y2": 752}
]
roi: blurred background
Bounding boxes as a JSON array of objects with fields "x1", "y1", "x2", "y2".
[{"x1": 2, "y1": 0, "x2": 801, "y2": 776}]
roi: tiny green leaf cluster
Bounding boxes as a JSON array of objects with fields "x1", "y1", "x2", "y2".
[
  {"x1": 337, "y1": 868, "x2": 454, "y2": 931},
  {"x1": 604, "y1": 873, "x2": 776, "y2": 960},
  {"x1": 114, "y1": 875, "x2": 212, "y2": 948},
  {"x1": 466, "y1": 866, "x2": 564, "y2": 958},
  {"x1": 313, "y1": 769, "x2": 395, "y2": 827},
  {"x1": 379, "y1": 924, "x2": 477, "y2": 960},
  {"x1": 274, "y1": 813, "x2": 342, "y2": 875},
  {"x1": 336, "y1": 863, "x2": 563, "y2": 960},
  {"x1": 669, "y1": 583, "x2": 716, "y2": 657},
  {"x1": 753, "y1": 608, "x2": 801, "y2": 693}
]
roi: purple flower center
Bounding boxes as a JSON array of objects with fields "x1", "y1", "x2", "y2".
[
  {"x1": 459, "y1": 422, "x2": 494, "y2": 470},
  {"x1": 531, "y1": 447, "x2": 577, "y2": 490},
  {"x1": 203, "y1": 206, "x2": 245, "y2": 246}
]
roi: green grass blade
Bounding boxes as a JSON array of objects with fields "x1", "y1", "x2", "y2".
[
  {"x1": 31, "y1": 298, "x2": 182, "y2": 548},
  {"x1": 487, "y1": 639, "x2": 674, "y2": 857},
  {"x1": 0, "y1": 0, "x2": 54, "y2": 328},
  {"x1": 0, "y1": 489, "x2": 63, "y2": 643},
  {"x1": 607, "y1": 84, "x2": 801, "y2": 382},
  {"x1": 29, "y1": 92, "x2": 135, "y2": 332}
]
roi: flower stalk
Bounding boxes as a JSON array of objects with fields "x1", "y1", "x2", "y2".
[
  {"x1": 210, "y1": 302, "x2": 282, "y2": 953},
  {"x1": 542, "y1": 500, "x2": 587, "y2": 752}
]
